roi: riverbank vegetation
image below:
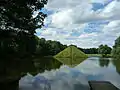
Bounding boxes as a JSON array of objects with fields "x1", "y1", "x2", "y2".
[{"x1": 112, "y1": 36, "x2": 120, "y2": 58}]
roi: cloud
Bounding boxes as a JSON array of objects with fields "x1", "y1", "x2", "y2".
[
  {"x1": 47, "y1": 0, "x2": 120, "y2": 26},
  {"x1": 51, "y1": 9, "x2": 73, "y2": 28},
  {"x1": 102, "y1": 20, "x2": 120, "y2": 37},
  {"x1": 45, "y1": 0, "x2": 91, "y2": 10},
  {"x1": 36, "y1": 0, "x2": 120, "y2": 48}
]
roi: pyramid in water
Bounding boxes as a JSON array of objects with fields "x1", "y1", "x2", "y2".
[
  {"x1": 54, "y1": 45, "x2": 88, "y2": 58},
  {"x1": 54, "y1": 46, "x2": 88, "y2": 66}
]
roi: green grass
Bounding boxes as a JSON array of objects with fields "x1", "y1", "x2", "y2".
[
  {"x1": 87, "y1": 54, "x2": 112, "y2": 58},
  {"x1": 87, "y1": 54, "x2": 102, "y2": 57}
]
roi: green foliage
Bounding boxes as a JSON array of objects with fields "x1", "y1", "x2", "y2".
[
  {"x1": 112, "y1": 36, "x2": 120, "y2": 58},
  {"x1": 114, "y1": 36, "x2": 120, "y2": 48},
  {"x1": 112, "y1": 36, "x2": 120, "y2": 74},
  {"x1": 112, "y1": 47, "x2": 120, "y2": 57},
  {"x1": 0, "y1": 0, "x2": 47, "y2": 58},
  {"x1": 0, "y1": 0, "x2": 47, "y2": 33},
  {"x1": 0, "y1": 0, "x2": 47, "y2": 80},
  {"x1": 35, "y1": 37, "x2": 67, "y2": 56},
  {"x1": 98, "y1": 44, "x2": 112, "y2": 57},
  {"x1": 69, "y1": 45, "x2": 98, "y2": 54},
  {"x1": 79, "y1": 48, "x2": 98, "y2": 54}
]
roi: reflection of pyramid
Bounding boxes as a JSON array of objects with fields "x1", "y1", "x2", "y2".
[{"x1": 54, "y1": 46, "x2": 88, "y2": 67}]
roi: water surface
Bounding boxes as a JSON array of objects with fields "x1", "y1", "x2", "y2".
[{"x1": 19, "y1": 57, "x2": 120, "y2": 90}]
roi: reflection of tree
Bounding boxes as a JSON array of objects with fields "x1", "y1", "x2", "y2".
[
  {"x1": 55, "y1": 57, "x2": 87, "y2": 67},
  {"x1": 112, "y1": 58, "x2": 120, "y2": 75},
  {"x1": 99, "y1": 58, "x2": 110, "y2": 67},
  {"x1": 33, "y1": 57, "x2": 62, "y2": 74},
  {"x1": 74, "y1": 83, "x2": 89, "y2": 90}
]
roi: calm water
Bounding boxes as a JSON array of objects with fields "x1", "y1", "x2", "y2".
[{"x1": 19, "y1": 57, "x2": 120, "y2": 90}]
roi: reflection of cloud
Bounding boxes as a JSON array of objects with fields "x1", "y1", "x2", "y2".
[
  {"x1": 19, "y1": 57, "x2": 120, "y2": 89},
  {"x1": 19, "y1": 65, "x2": 90, "y2": 90},
  {"x1": 75, "y1": 57, "x2": 120, "y2": 88}
]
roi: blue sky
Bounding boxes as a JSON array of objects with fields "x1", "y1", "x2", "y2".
[{"x1": 36, "y1": 0, "x2": 120, "y2": 48}]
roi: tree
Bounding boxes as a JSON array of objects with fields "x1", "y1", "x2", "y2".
[
  {"x1": 0, "y1": 0, "x2": 48, "y2": 58},
  {"x1": 112, "y1": 36, "x2": 120, "y2": 75},
  {"x1": 78, "y1": 47, "x2": 98, "y2": 54},
  {"x1": 114, "y1": 36, "x2": 120, "y2": 48},
  {"x1": 0, "y1": 0, "x2": 47, "y2": 32},
  {"x1": 112, "y1": 36, "x2": 120, "y2": 58},
  {"x1": 0, "y1": 0, "x2": 47, "y2": 56},
  {"x1": 98, "y1": 44, "x2": 112, "y2": 57},
  {"x1": 0, "y1": 0, "x2": 48, "y2": 89},
  {"x1": 35, "y1": 37, "x2": 68, "y2": 56}
]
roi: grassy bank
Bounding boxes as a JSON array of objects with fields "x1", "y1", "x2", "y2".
[{"x1": 87, "y1": 54, "x2": 112, "y2": 58}]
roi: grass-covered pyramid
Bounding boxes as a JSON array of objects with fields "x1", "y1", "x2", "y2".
[{"x1": 54, "y1": 45, "x2": 88, "y2": 66}]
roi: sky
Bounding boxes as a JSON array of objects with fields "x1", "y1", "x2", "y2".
[{"x1": 36, "y1": 0, "x2": 120, "y2": 48}]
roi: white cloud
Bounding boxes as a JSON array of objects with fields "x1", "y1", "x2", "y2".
[
  {"x1": 45, "y1": 0, "x2": 91, "y2": 10},
  {"x1": 102, "y1": 20, "x2": 120, "y2": 37},
  {"x1": 101, "y1": 0, "x2": 120, "y2": 20},
  {"x1": 48, "y1": 0, "x2": 120, "y2": 26},
  {"x1": 45, "y1": 0, "x2": 120, "y2": 27},
  {"x1": 51, "y1": 9, "x2": 73, "y2": 28},
  {"x1": 36, "y1": 0, "x2": 120, "y2": 48}
]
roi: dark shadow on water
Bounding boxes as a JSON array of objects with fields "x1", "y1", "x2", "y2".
[
  {"x1": 112, "y1": 57, "x2": 120, "y2": 75},
  {"x1": 32, "y1": 57, "x2": 63, "y2": 75},
  {"x1": 74, "y1": 83, "x2": 90, "y2": 90},
  {"x1": 98, "y1": 56, "x2": 120, "y2": 75},
  {"x1": 99, "y1": 58, "x2": 110, "y2": 67}
]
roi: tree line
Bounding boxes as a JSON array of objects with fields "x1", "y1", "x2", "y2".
[
  {"x1": 35, "y1": 36, "x2": 100, "y2": 56},
  {"x1": 34, "y1": 36, "x2": 112, "y2": 57},
  {"x1": 35, "y1": 36, "x2": 67, "y2": 56}
]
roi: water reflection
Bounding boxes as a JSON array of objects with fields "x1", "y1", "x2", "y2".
[
  {"x1": 99, "y1": 58, "x2": 110, "y2": 67},
  {"x1": 32, "y1": 57, "x2": 62, "y2": 75},
  {"x1": 20, "y1": 57, "x2": 120, "y2": 90},
  {"x1": 112, "y1": 58, "x2": 120, "y2": 75},
  {"x1": 54, "y1": 45, "x2": 88, "y2": 67},
  {"x1": 0, "y1": 57, "x2": 36, "y2": 81},
  {"x1": 19, "y1": 65, "x2": 90, "y2": 90},
  {"x1": 98, "y1": 57, "x2": 120, "y2": 75},
  {"x1": 54, "y1": 57, "x2": 87, "y2": 67}
]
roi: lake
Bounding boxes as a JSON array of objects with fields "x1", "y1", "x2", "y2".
[{"x1": 19, "y1": 57, "x2": 120, "y2": 90}]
